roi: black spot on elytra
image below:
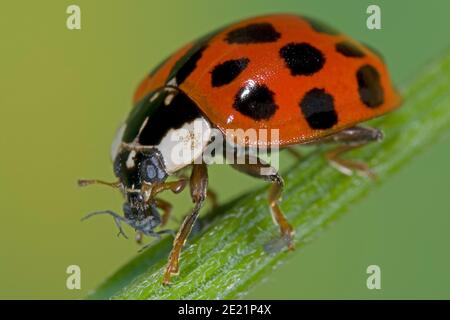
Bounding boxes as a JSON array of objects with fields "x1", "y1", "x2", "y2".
[
  {"x1": 302, "y1": 16, "x2": 339, "y2": 35},
  {"x1": 225, "y1": 23, "x2": 281, "y2": 44},
  {"x1": 279, "y1": 43, "x2": 325, "y2": 76},
  {"x1": 300, "y1": 88, "x2": 337, "y2": 129},
  {"x1": 167, "y1": 28, "x2": 224, "y2": 85},
  {"x1": 171, "y1": 45, "x2": 207, "y2": 85},
  {"x1": 211, "y1": 58, "x2": 250, "y2": 87},
  {"x1": 138, "y1": 91, "x2": 201, "y2": 146},
  {"x1": 356, "y1": 64, "x2": 384, "y2": 108},
  {"x1": 233, "y1": 83, "x2": 278, "y2": 120},
  {"x1": 336, "y1": 41, "x2": 365, "y2": 58}
]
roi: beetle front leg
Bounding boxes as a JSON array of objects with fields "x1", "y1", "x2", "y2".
[
  {"x1": 149, "y1": 179, "x2": 187, "y2": 198},
  {"x1": 163, "y1": 163, "x2": 208, "y2": 285}
]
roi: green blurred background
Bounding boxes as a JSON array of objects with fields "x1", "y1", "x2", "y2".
[{"x1": 1, "y1": 0, "x2": 449, "y2": 299}]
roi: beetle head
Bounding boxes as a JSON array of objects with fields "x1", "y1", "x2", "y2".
[
  {"x1": 78, "y1": 148, "x2": 170, "y2": 240},
  {"x1": 121, "y1": 192, "x2": 162, "y2": 236}
]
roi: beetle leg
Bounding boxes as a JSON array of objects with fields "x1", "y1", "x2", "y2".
[
  {"x1": 149, "y1": 179, "x2": 187, "y2": 198},
  {"x1": 154, "y1": 197, "x2": 172, "y2": 227},
  {"x1": 177, "y1": 172, "x2": 218, "y2": 210},
  {"x1": 326, "y1": 145, "x2": 376, "y2": 179},
  {"x1": 163, "y1": 163, "x2": 208, "y2": 285},
  {"x1": 231, "y1": 155, "x2": 294, "y2": 250},
  {"x1": 318, "y1": 126, "x2": 383, "y2": 180}
]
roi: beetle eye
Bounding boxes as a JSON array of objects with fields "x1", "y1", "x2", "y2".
[
  {"x1": 140, "y1": 159, "x2": 157, "y2": 183},
  {"x1": 145, "y1": 163, "x2": 157, "y2": 180},
  {"x1": 140, "y1": 155, "x2": 167, "y2": 184}
]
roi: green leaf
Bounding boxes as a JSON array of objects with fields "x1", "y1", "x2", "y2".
[{"x1": 87, "y1": 52, "x2": 450, "y2": 300}]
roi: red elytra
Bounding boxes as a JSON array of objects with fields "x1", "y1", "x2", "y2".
[
  {"x1": 133, "y1": 14, "x2": 401, "y2": 147},
  {"x1": 79, "y1": 14, "x2": 403, "y2": 286}
]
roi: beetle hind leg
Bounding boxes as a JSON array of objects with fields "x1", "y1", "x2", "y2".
[
  {"x1": 326, "y1": 145, "x2": 376, "y2": 179},
  {"x1": 319, "y1": 126, "x2": 383, "y2": 180}
]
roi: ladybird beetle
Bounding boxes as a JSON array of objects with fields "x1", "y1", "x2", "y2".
[{"x1": 79, "y1": 14, "x2": 401, "y2": 284}]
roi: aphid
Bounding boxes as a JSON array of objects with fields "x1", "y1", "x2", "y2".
[{"x1": 79, "y1": 14, "x2": 401, "y2": 284}]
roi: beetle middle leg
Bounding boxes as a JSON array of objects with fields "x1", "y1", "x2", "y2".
[
  {"x1": 231, "y1": 155, "x2": 294, "y2": 250},
  {"x1": 163, "y1": 163, "x2": 208, "y2": 285},
  {"x1": 152, "y1": 197, "x2": 172, "y2": 227},
  {"x1": 176, "y1": 172, "x2": 218, "y2": 210}
]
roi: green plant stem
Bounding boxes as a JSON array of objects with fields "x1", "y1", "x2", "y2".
[{"x1": 87, "y1": 52, "x2": 450, "y2": 300}]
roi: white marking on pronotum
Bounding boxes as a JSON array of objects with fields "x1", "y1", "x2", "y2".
[
  {"x1": 157, "y1": 116, "x2": 212, "y2": 173},
  {"x1": 111, "y1": 124, "x2": 126, "y2": 160},
  {"x1": 126, "y1": 150, "x2": 137, "y2": 169}
]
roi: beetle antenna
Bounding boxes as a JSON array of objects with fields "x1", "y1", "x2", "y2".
[
  {"x1": 81, "y1": 210, "x2": 129, "y2": 239},
  {"x1": 77, "y1": 179, "x2": 121, "y2": 189}
]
